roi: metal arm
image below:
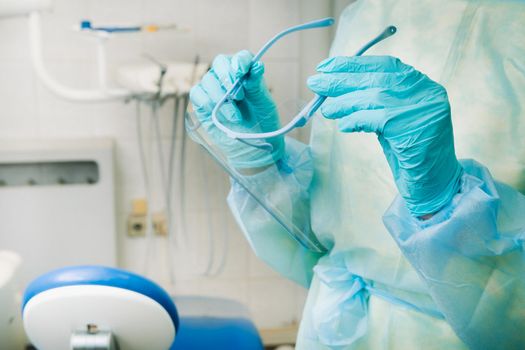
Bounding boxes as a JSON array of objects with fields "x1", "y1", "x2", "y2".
[{"x1": 28, "y1": 12, "x2": 131, "y2": 102}]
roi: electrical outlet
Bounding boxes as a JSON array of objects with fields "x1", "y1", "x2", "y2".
[
  {"x1": 127, "y1": 215, "x2": 146, "y2": 237},
  {"x1": 127, "y1": 198, "x2": 148, "y2": 237},
  {"x1": 152, "y1": 212, "x2": 168, "y2": 236}
]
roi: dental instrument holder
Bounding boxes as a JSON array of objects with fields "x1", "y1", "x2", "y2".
[
  {"x1": 78, "y1": 21, "x2": 177, "y2": 94},
  {"x1": 26, "y1": 11, "x2": 188, "y2": 102},
  {"x1": 76, "y1": 21, "x2": 135, "y2": 93},
  {"x1": 210, "y1": 20, "x2": 397, "y2": 149}
]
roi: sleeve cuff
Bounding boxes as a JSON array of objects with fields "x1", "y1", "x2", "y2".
[{"x1": 384, "y1": 159, "x2": 495, "y2": 230}]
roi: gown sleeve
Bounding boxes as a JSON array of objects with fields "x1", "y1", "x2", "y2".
[
  {"x1": 227, "y1": 137, "x2": 325, "y2": 288},
  {"x1": 383, "y1": 159, "x2": 525, "y2": 349}
]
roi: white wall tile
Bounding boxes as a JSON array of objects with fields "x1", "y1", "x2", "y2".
[
  {"x1": 248, "y1": 278, "x2": 300, "y2": 328},
  {"x1": 139, "y1": 0, "x2": 197, "y2": 62},
  {"x1": 105, "y1": 35, "x2": 144, "y2": 66},
  {"x1": 264, "y1": 60, "x2": 300, "y2": 112},
  {"x1": 170, "y1": 278, "x2": 249, "y2": 306},
  {"x1": 39, "y1": 0, "x2": 91, "y2": 61},
  {"x1": 293, "y1": 285, "x2": 309, "y2": 321},
  {"x1": 248, "y1": 0, "x2": 300, "y2": 60},
  {"x1": 34, "y1": 68, "x2": 166, "y2": 140},
  {"x1": 193, "y1": 0, "x2": 250, "y2": 62},
  {"x1": 35, "y1": 59, "x2": 100, "y2": 92},
  {"x1": 92, "y1": 101, "x2": 137, "y2": 141},
  {"x1": 112, "y1": 139, "x2": 148, "y2": 212},
  {"x1": 35, "y1": 68, "x2": 99, "y2": 138},
  {"x1": 181, "y1": 142, "x2": 231, "y2": 211},
  {"x1": 0, "y1": 62, "x2": 38, "y2": 138},
  {"x1": 173, "y1": 209, "x2": 250, "y2": 280},
  {"x1": 141, "y1": 30, "x2": 197, "y2": 63},
  {"x1": 0, "y1": 17, "x2": 32, "y2": 61},
  {"x1": 248, "y1": 250, "x2": 282, "y2": 279},
  {"x1": 87, "y1": 0, "x2": 143, "y2": 24}
]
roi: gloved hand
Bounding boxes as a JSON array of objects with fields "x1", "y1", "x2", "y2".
[
  {"x1": 307, "y1": 56, "x2": 463, "y2": 217},
  {"x1": 189, "y1": 50, "x2": 285, "y2": 169}
]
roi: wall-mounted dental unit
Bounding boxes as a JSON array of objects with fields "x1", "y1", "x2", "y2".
[{"x1": 0, "y1": 0, "x2": 208, "y2": 102}]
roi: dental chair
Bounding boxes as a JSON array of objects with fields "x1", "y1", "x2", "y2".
[{"x1": 22, "y1": 266, "x2": 264, "y2": 350}]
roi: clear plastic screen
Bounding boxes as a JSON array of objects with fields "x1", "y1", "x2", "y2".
[{"x1": 185, "y1": 97, "x2": 327, "y2": 254}]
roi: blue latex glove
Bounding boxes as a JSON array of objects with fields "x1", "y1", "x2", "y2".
[
  {"x1": 307, "y1": 56, "x2": 463, "y2": 217},
  {"x1": 189, "y1": 50, "x2": 285, "y2": 169}
]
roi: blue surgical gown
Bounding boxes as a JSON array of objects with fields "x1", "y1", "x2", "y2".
[{"x1": 227, "y1": 0, "x2": 525, "y2": 348}]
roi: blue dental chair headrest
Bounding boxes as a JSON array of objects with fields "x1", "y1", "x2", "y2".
[{"x1": 22, "y1": 265, "x2": 179, "y2": 332}]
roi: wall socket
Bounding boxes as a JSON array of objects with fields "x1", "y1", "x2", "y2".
[
  {"x1": 127, "y1": 215, "x2": 147, "y2": 237},
  {"x1": 152, "y1": 212, "x2": 167, "y2": 236},
  {"x1": 126, "y1": 199, "x2": 168, "y2": 237},
  {"x1": 127, "y1": 198, "x2": 148, "y2": 237}
]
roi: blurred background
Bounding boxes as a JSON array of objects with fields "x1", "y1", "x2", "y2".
[{"x1": 0, "y1": 0, "x2": 353, "y2": 347}]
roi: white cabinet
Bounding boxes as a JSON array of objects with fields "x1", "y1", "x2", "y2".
[{"x1": 0, "y1": 138, "x2": 117, "y2": 288}]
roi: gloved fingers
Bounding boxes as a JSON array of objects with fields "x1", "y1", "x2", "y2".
[
  {"x1": 320, "y1": 89, "x2": 391, "y2": 119},
  {"x1": 189, "y1": 89, "x2": 237, "y2": 147},
  {"x1": 212, "y1": 54, "x2": 245, "y2": 101},
  {"x1": 190, "y1": 84, "x2": 241, "y2": 131},
  {"x1": 337, "y1": 109, "x2": 387, "y2": 133},
  {"x1": 213, "y1": 50, "x2": 266, "y2": 102},
  {"x1": 201, "y1": 71, "x2": 231, "y2": 106},
  {"x1": 231, "y1": 50, "x2": 256, "y2": 78},
  {"x1": 200, "y1": 71, "x2": 242, "y2": 122},
  {"x1": 307, "y1": 70, "x2": 415, "y2": 97},
  {"x1": 242, "y1": 61, "x2": 266, "y2": 96},
  {"x1": 232, "y1": 50, "x2": 266, "y2": 96},
  {"x1": 316, "y1": 55, "x2": 411, "y2": 74},
  {"x1": 189, "y1": 84, "x2": 213, "y2": 120}
]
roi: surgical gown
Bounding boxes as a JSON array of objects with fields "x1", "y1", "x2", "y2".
[{"x1": 227, "y1": 0, "x2": 525, "y2": 348}]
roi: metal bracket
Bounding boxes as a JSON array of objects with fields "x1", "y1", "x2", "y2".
[{"x1": 70, "y1": 324, "x2": 119, "y2": 350}]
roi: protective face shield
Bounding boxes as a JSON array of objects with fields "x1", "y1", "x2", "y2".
[
  {"x1": 185, "y1": 19, "x2": 397, "y2": 253},
  {"x1": 185, "y1": 109, "x2": 328, "y2": 253}
]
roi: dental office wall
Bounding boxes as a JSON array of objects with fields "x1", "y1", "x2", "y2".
[{"x1": 0, "y1": 0, "x2": 346, "y2": 331}]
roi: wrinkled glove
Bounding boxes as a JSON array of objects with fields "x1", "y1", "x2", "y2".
[
  {"x1": 190, "y1": 50, "x2": 284, "y2": 169},
  {"x1": 307, "y1": 55, "x2": 463, "y2": 217}
]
